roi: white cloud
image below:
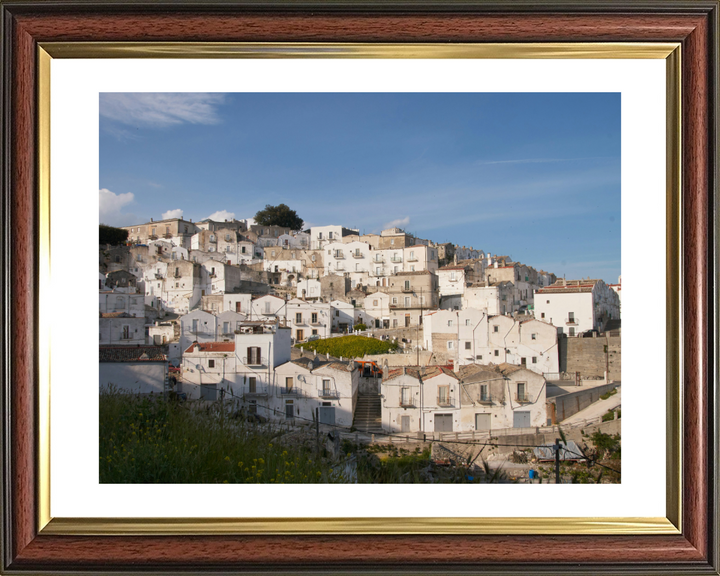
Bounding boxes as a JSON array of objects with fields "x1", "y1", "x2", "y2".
[
  {"x1": 382, "y1": 216, "x2": 410, "y2": 229},
  {"x1": 162, "y1": 208, "x2": 184, "y2": 220},
  {"x1": 100, "y1": 93, "x2": 226, "y2": 128},
  {"x1": 99, "y1": 188, "x2": 135, "y2": 226},
  {"x1": 206, "y1": 210, "x2": 236, "y2": 222}
]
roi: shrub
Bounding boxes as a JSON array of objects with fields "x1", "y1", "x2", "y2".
[
  {"x1": 295, "y1": 335, "x2": 398, "y2": 358},
  {"x1": 353, "y1": 323, "x2": 367, "y2": 332}
]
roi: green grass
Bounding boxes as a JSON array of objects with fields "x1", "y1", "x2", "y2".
[
  {"x1": 100, "y1": 387, "x2": 340, "y2": 483},
  {"x1": 295, "y1": 335, "x2": 398, "y2": 358}
]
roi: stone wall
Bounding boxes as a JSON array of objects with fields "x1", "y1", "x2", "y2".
[
  {"x1": 559, "y1": 334, "x2": 621, "y2": 380},
  {"x1": 547, "y1": 383, "x2": 619, "y2": 423}
]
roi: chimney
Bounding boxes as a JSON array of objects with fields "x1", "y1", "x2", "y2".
[
  {"x1": 402, "y1": 366, "x2": 406, "y2": 375},
  {"x1": 383, "y1": 360, "x2": 389, "y2": 380},
  {"x1": 150, "y1": 218, "x2": 153, "y2": 222}
]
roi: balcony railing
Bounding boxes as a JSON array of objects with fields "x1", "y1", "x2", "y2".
[
  {"x1": 318, "y1": 388, "x2": 340, "y2": 399},
  {"x1": 515, "y1": 394, "x2": 531, "y2": 403},
  {"x1": 478, "y1": 395, "x2": 494, "y2": 405},
  {"x1": 407, "y1": 256, "x2": 418, "y2": 262},
  {"x1": 566, "y1": 318, "x2": 578, "y2": 325},
  {"x1": 374, "y1": 256, "x2": 385, "y2": 263},
  {"x1": 437, "y1": 397, "x2": 453, "y2": 407},
  {"x1": 400, "y1": 398, "x2": 416, "y2": 407},
  {"x1": 401, "y1": 287, "x2": 414, "y2": 293},
  {"x1": 261, "y1": 311, "x2": 276, "y2": 316},
  {"x1": 334, "y1": 253, "x2": 345, "y2": 259},
  {"x1": 390, "y1": 256, "x2": 403, "y2": 263},
  {"x1": 352, "y1": 252, "x2": 364, "y2": 259},
  {"x1": 280, "y1": 387, "x2": 304, "y2": 397},
  {"x1": 245, "y1": 386, "x2": 268, "y2": 398},
  {"x1": 243, "y1": 356, "x2": 267, "y2": 366}
]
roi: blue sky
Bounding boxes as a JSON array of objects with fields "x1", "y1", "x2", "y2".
[{"x1": 100, "y1": 92, "x2": 620, "y2": 283}]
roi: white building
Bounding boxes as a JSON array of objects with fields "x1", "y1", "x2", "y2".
[
  {"x1": 458, "y1": 363, "x2": 548, "y2": 430},
  {"x1": 284, "y1": 298, "x2": 332, "y2": 341},
  {"x1": 178, "y1": 309, "x2": 217, "y2": 353},
  {"x1": 422, "y1": 310, "x2": 558, "y2": 375},
  {"x1": 296, "y1": 278, "x2": 322, "y2": 300},
  {"x1": 99, "y1": 346, "x2": 168, "y2": 395},
  {"x1": 534, "y1": 279, "x2": 621, "y2": 335},
  {"x1": 273, "y1": 358, "x2": 359, "y2": 426},
  {"x1": 100, "y1": 313, "x2": 146, "y2": 346},
  {"x1": 461, "y1": 281, "x2": 515, "y2": 315},
  {"x1": 362, "y1": 291, "x2": 391, "y2": 329},
  {"x1": 381, "y1": 366, "x2": 461, "y2": 434},
  {"x1": 250, "y1": 294, "x2": 288, "y2": 322}
]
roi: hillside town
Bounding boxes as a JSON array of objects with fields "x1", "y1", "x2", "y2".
[{"x1": 100, "y1": 212, "x2": 622, "y2": 482}]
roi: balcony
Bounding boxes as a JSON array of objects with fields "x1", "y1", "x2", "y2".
[
  {"x1": 334, "y1": 253, "x2": 345, "y2": 259},
  {"x1": 280, "y1": 387, "x2": 304, "y2": 397},
  {"x1": 437, "y1": 397, "x2": 453, "y2": 407},
  {"x1": 390, "y1": 256, "x2": 403, "y2": 263},
  {"x1": 318, "y1": 388, "x2": 340, "y2": 399},
  {"x1": 401, "y1": 287, "x2": 414, "y2": 293},
  {"x1": 477, "y1": 395, "x2": 494, "y2": 405},
  {"x1": 515, "y1": 394, "x2": 531, "y2": 403},
  {"x1": 243, "y1": 356, "x2": 267, "y2": 366},
  {"x1": 245, "y1": 386, "x2": 268, "y2": 398},
  {"x1": 352, "y1": 252, "x2": 364, "y2": 259},
  {"x1": 261, "y1": 311, "x2": 276, "y2": 316},
  {"x1": 407, "y1": 255, "x2": 418, "y2": 262},
  {"x1": 400, "y1": 398, "x2": 416, "y2": 408},
  {"x1": 565, "y1": 318, "x2": 578, "y2": 325}
]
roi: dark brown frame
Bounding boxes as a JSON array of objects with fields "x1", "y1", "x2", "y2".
[{"x1": 1, "y1": 1, "x2": 718, "y2": 573}]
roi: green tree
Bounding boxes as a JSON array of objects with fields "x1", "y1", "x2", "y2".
[
  {"x1": 254, "y1": 204, "x2": 304, "y2": 231},
  {"x1": 99, "y1": 224, "x2": 129, "y2": 246}
]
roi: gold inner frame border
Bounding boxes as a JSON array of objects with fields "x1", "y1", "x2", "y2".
[{"x1": 37, "y1": 41, "x2": 682, "y2": 536}]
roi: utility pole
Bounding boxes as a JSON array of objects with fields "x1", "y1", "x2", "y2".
[
  {"x1": 315, "y1": 407, "x2": 320, "y2": 460},
  {"x1": 554, "y1": 438, "x2": 561, "y2": 484}
]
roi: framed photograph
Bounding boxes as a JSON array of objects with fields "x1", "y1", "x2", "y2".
[{"x1": 1, "y1": 1, "x2": 717, "y2": 574}]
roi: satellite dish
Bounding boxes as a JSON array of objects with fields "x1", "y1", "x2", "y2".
[
  {"x1": 170, "y1": 358, "x2": 180, "y2": 367},
  {"x1": 297, "y1": 375, "x2": 306, "y2": 382}
]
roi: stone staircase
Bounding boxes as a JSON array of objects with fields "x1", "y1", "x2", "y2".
[{"x1": 352, "y1": 393, "x2": 383, "y2": 434}]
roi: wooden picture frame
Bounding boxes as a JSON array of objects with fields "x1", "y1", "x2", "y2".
[{"x1": 1, "y1": 1, "x2": 717, "y2": 573}]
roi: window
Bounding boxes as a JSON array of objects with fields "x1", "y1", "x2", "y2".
[
  {"x1": 335, "y1": 310, "x2": 340, "y2": 317},
  {"x1": 376, "y1": 267, "x2": 381, "y2": 275},
  {"x1": 404, "y1": 297, "x2": 410, "y2": 306},
  {"x1": 532, "y1": 357, "x2": 538, "y2": 364},
  {"x1": 296, "y1": 313, "x2": 302, "y2": 323},
  {"x1": 318, "y1": 232, "x2": 323, "y2": 240},
  {"x1": 271, "y1": 250, "x2": 276, "y2": 257},
  {"x1": 480, "y1": 384, "x2": 489, "y2": 402},
  {"x1": 208, "y1": 359, "x2": 215, "y2": 368},
  {"x1": 494, "y1": 350, "x2": 499, "y2": 357},
  {"x1": 447, "y1": 341, "x2": 454, "y2": 350},
  {"x1": 541, "y1": 313, "x2": 545, "y2": 319},
  {"x1": 410, "y1": 266, "x2": 415, "y2": 272},
  {"x1": 247, "y1": 346, "x2": 261, "y2": 365},
  {"x1": 312, "y1": 329, "x2": 318, "y2": 335},
  {"x1": 223, "y1": 322, "x2": 229, "y2": 333},
  {"x1": 400, "y1": 387, "x2": 410, "y2": 405},
  {"x1": 322, "y1": 379, "x2": 331, "y2": 395},
  {"x1": 465, "y1": 319, "x2": 471, "y2": 326},
  {"x1": 248, "y1": 377, "x2": 257, "y2": 393},
  {"x1": 264, "y1": 301, "x2": 271, "y2": 314},
  {"x1": 531, "y1": 333, "x2": 537, "y2": 340},
  {"x1": 438, "y1": 385, "x2": 450, "y2": 405},
  {"x1": 311, "y1": 255, "x2": 316, "y2": 262},
  {"x1": 285, "y1": 400, "x2": 294, "y2": 418},
  {"x1": 285, "y1": 377, "x2": 294, "y2": 393},
  {"x1": 569, "y1": 327, "x2": 576, "y2": 336},
  {"x1": 373, "y1": 300, "x2": 378, "y2": 306},
  {"x1": 404, "y1": 280, "x2": 410, "y2": 290},
  {"x1": 392, "y1": 297, "x2": 398, "y2": 305},
  {"x1": 568, "y1": 312, "x2": 575, "y2": 321},
  {"x1": 390, "y1": 239, "x2": 394, "y2": 245},
  {"x1": 393, "y1": 319, "x2": 398, "y2": 328},
  {"x1": 450, "y1": 272, "x2": 456, "y2": 281},
  {"x1": 248, "y1": 400, "x2": 257, "y2": 414},
  {"x1": 241, "y1": 246, "x2": 246, "y2": 254},
  {"x1": 517, "y1": 382, "x2": 527, "y2": 402},
  {"x1": 465, "y1": 341, "x2": 471, "y2": 350},
  {"x1": 476, "y1": 355, "x2": 483, "y2": 360},
  {"x1": 493, "y1": 325, "x2": 499, "y2": 332},
  {"x1": 447, "y1": 320, "x2": 453, "y2": 327},
  {"x1": 328, "y1": 231, "x2": 334, "y2": 239},
  {"x1": 311, "y1": 313, "x2": 318, "y2": 323}
]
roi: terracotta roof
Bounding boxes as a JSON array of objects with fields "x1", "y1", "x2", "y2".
[
  {"x1": 99, "y1": 346, "x2": 167, "y2": 363},
  {"x1": 383, "y1": 365, "x2": 458, "y2": 382},
  {"x1": 100, "y1": 312, "x2": 137, "y2": 318},
  {"x1": 394, "y1": 270, "x2": 432, "y2": 276},
  {"x1": 184, "y1": 342, "x2": 236, "y2": 354}
]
